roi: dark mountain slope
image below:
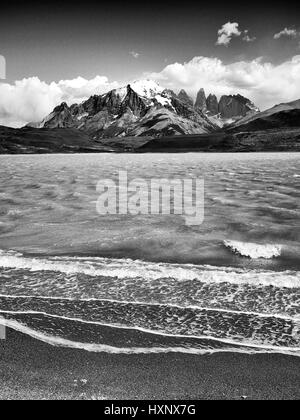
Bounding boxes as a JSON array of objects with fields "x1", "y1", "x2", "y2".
[
  {"x1": 0, "y1": 126, "x2": 111, "y2": 154},
  {"x1": 229, "y1": 109, "x2": 300, "y2": 132},
  {"x1": 232, "y1": 99, "x2": 300, "y2": 129}
]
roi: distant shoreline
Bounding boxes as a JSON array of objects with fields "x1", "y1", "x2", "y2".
[
  {"x1": 1, "y1": 126, "x2": 300, "y2": 154},
  {"x1": 1, "y1": 151, "x2": 300, "y2": 156},
  {"x1": 0, "y1": 327, "x2": 299, "y2": 400}
]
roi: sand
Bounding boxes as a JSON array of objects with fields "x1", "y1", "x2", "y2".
[{"x1": 0, "y1": 327, "x2": 299, "y2": 400}]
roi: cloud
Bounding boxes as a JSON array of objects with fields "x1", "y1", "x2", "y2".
[
  {"x1": 274, "y1": 28, "x2": 298, "y2": 39},
  {"x1": 2, "y1": 55, "x2": 300, "y2": 127},
  {"x1": 216, "y1": 23, "x2": 256, "y2": 46},
  {"x1": 0, "y1": 76, "x2": 119, "y2": 127},
  {"x1": 243, "y1": 35, "x2": 256, "y2": 42},
  {"x1": 0, "y1": 55, "x2": 6, "y2": 79},
  {"x1": 216, "y1": 22, "x2": 241, "y2": 46},
  {"x1": 243, "y1": 31, "x2": 256, "y2": 43},
  {"x1": 148, "y1": 55, "x2": 300, "y2": 110},
  {"x1": 129, "y1": 51, "x2": 140, "y2": 59}
]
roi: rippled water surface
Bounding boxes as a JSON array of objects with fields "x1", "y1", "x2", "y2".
[{"x1": 0, "y1": 153, "x2": 299, "y2": 354}]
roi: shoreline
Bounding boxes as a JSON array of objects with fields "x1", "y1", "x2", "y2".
[
  {"x1": 0, "y1": 327, "x2": 299, "y2": 400},
  {"x1": 1, "y1": 126, "x2": 300, "y2": 154}
]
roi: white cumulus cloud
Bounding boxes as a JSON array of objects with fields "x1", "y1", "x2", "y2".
[
  {"x1": 0, "y1": 76, "x2": 119, "y2": 127},
  {"x1": 274, "y1": 28, "x2": 298, "y2": 39},
  {"x1": 148, "y1": 55, "x2": 300, "y2": 110},
  {"x1": 1, "y1": 55, "x2": 300, "y2": 127},
  {"x1": 216, "y1": 22, "x2": 242, "y2": 46},
  {"x1": 216, "y1": 22, "x2": 256, "y2": 46}
]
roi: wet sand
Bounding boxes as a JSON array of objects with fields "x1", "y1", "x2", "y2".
[{"x1": 0, "y1": 327, "x2": 299, "y2": 400}]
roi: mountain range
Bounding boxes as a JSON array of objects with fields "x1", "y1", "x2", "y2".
[
  {"x1": 0, "y1": 79, "x2": 300, "y2": 153},
  {"x1": 27, "y1": 80, "x2": 260, "y2": 137}
]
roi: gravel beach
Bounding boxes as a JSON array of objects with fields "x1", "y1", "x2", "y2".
[{"x1": 0, "y1": 327, "x2": 299, "y2": 400}]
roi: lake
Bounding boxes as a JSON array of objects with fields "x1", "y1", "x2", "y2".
[{"x1": 0, "y1": 153, "x2": 299, "y2": 355}]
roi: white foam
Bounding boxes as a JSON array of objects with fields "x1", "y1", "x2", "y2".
[
  {"x1": 0, "y1": 316, "x2": 299, "y2": 356},
  {"x1": 0, "y1": 250, "x2": 299, "y2": 288},
  {"x1": 0, "y1": 295, "x2": 297, "y2": 322},
  {"x1": 224, "y1": 240, "x2": 283, "y2": 259}
]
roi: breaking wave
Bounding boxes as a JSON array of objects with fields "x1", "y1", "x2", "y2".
[
  {"x1": 0, "y1": 247, "x2": 299, "y2": 354},
  {"x1": 224, "y1": 240, "x2": 283, "y2": 259},
  {"x1": 0, "y1": 249, "x2": 299, "y2": 288}
]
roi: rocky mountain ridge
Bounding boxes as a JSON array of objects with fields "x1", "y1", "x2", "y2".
[
  {"x1": 191, "y1": 88, "x2": 260, "y2": 119},
  {"x1": 2, "y1": 92, "x2": 300, "y2": 154},
  {"x1": 29, "y1": 80, "x2": 259, "y2": 138}
]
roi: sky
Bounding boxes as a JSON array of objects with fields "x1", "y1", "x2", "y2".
[{"x1": 1, "y1": 0, "x2": 300, "y2": 127}]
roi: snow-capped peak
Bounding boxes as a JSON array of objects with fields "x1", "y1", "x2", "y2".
[
  {"x1": 113, "y1": 86, "x2": 128, "y2": 101},
  {"x1": 112, "y1": 79, "x2": 164, "y2": 102},
  {"x1": 129, "y1": 79, "x2": 164, "y2": 99}
]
